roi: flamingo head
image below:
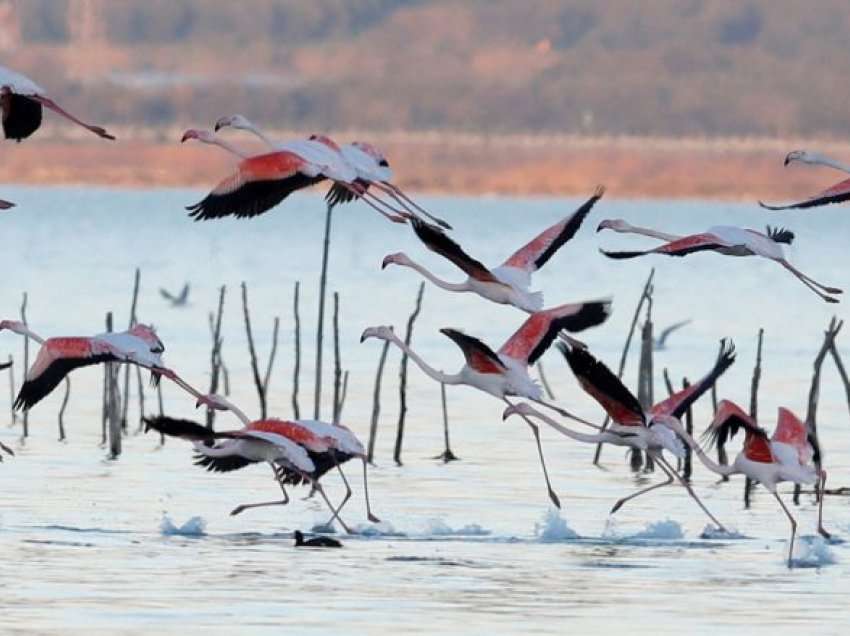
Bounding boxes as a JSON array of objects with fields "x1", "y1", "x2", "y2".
[
  {"x1": 214, "y1": 114, "x2": 253, "y2": 132},
  {"x1": 181, "y1": 128, "x2": 216, "y2": 144},
  {"x1": 129, "y1": 324, "x2": 164, "y2": 353},
  {"x1": 501, "y1": 402, "x2": 538, "y2": 421},
  {"x1": 360, "y1": 325, "x2": 394, "y2": 343},
  {"x1": 784, "y1": 149, "x2": 811, "y2": 166},
  {"x1": 596, "y1": 218, "x2": 630, "y2": 233},
  {"x1": 381, "y1": 252, "x2": 412, "y2": 269},
  {"x1": 308, "y1": 133, "x2": 341, "y2": 151},
  {"x1": 195, "y1": 392, "x2": 231, "y2": 411},
  {"x1": 353, "y1": 141, "x2": 390, "y2": 168}
]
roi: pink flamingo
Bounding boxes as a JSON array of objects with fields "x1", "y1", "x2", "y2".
[
  {"x1": 360, "y1": 300, "x2": 611, "y2": 507},
  {"x1": 383, "y1": 187, "x2": 604, "y2": 313},
  {"x1": 759, "y1": 150, "x2": 850, "y2": 210},
  {"x1": 598, "y1": 220, "x2": 841, "y2": 303}
]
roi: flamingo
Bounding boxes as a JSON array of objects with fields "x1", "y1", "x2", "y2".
[
  {"x1": 759, "y1": 150, "x2": 850, "y2": 211},
  {"x1": 383, "y1": 187, "x2": 605, "y2": 313},
  {"x1": 597, "y1": 220, "x2": 842, "y2": 303},
  {"x1": 180, "y1": 129, "x2": 407, "y2": 224},
  {"x1": 686, "y1": 400, "x2": 831, "y2": 567},
  {"x1": 213, "y1": 114, "x2": 450, "y2": 228},
  {"x1": 160, "y1": 283, "x2": 190, "y2": 307},
  {"x1": 360, "y1": 299, "x2": 611, "y2": 507},
  {"x1": 552, "y1": 340, "x2": 735, "y2": 527},
  {"x1": 0, "y1": 65, "x2": 114, "y2": 142},
  {"x1": 653, "y1": 319, "x2": 691, "y2": 351},
  {"x1": 146, "y1": 392, "x2": 379, "y2": 529},
  {"x1": 0, "y1": 320, "x2": 198, "y2": 410}
]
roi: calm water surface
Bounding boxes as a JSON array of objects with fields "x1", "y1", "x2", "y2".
[{"x1": 0, "y1": 185, "x2": 848, "y2": 634}]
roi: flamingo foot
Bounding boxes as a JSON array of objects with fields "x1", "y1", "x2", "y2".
[
  {"x1": 818, "y1": 527, "x2": 833, "y2": 540},
  {"x1": 548, "y1": 488, "x2": 562, "y2": 509},
  {"x1": 368, "y1": 513, "x2": 381, "y2": 523},
  {"x1": 230, "y1": 505, "x2": 247, "y2": 516}
]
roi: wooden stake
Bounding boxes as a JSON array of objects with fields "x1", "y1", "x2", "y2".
[
  {"x1": 206, "y1": 286, "x2": 226, "y2": 429},
  {"x1": 314, "y1": 202, "x2": 335, "y2": 419},
  {"x1": 120, "y1": 267, "x2": 141, "y2": 432},
  {"x1": 7, "y1": 354, "x2": 15, "y2": 427},
  {"x1": 106, "y1": 312, "x2": 122, "y2": 459},
  {"x1": 292, "y1": 280, "x2": 301, "y2": 419},
  {"x1": 332, "y1": 292, "x2": 343, "y2": 424},
  {"x1": 744, "y1": 328, "x2": 764, "y2": 508},
  {"x1": 633, "y1": 290, "x2": 655, "y2": 472},
  {"x1": 20, "y1": 292, "x2": 28, "y2": 440},
  {"x1": 682, "y1": 377, "x2": 693, "y2": 481},
  {"x1": 367, "y1": 337, "x2": 392, "y2": 464},
  {"x1": 241, "y1": 282, "x2": 278, "y2": 419},
  {"x1": 394, "y1": 283, "x2": 425, "y2": 466}
]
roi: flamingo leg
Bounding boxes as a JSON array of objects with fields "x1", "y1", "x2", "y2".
[
  {"x1": 313, "y1": 481, "x2": 352, "y2": 534},
  {"x1": 527, "y1": 397, "x2": 603, "y2": 431},
  {"x1": 654, "y1": 453, "x2": 727, "y2": 531},
  {"x1": 777, "y1": 259, "x2": 841, "y2": 300},
  {"x1": 338, "y1": 182, "x2": 410, "y2": 224},
  {"x1": 323, "y1": 459, "x2": 353, "y2": 527},
  {"x1": 0, "y1": 440, "x2": 14, "y2": 456},
  {"x1": 374, "y1": 181, "x2": 453, "y2": 230},
  {"x1": 503, "y1": 397, "x2": 561, "y2": 509},
  {"x1": 609, "y1": 466, "x2": 674, "y2": 514},
  {"x1": 773, "y1": 491, "x2": 798, "y2": 568},
  {"x1": 817, "y1": 470, "x2": 831, "y2": 539},
  {"x1": 361, "y1": 456, "x2": 381, "y2": 523},
  {"x1": 230, "y1": 463, "x2": 290, "y2": 516},
  {"x1": 31, "y1": 95, "x2": 114, "y2": 140}
]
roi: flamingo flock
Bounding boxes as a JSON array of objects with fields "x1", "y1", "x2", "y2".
[{"x1": 1, "y1": 62, "x2": 844, "y2": 565}]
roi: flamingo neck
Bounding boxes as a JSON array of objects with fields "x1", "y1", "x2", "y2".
[
  {"x1": 621, "y1": 223, "x2": 682, "y2": 242},
  {"x1": 243, "y1": 123, "x2": 277, "y2": 150},
  {"x1": 678, "y1": 431, "x2": 736, "y2": 477},
  {"x1": 214, "y1": 396, "x2": 252, "y2": 426},
  {"x1": 808, "y1": 153, "x2": 850, "y2": 174},
  {"x1": 389, "y1": 334, "x2": 462, "y2": 385},
  {"x1": 523, "y1": 408, "x2": 611, "y2": 443},
  {"x1": 402, "y1": 259, "x2": 470, "y2": 293},
  {"x1": 209, "y1": 137, "x2": 248, "y2": 159}
]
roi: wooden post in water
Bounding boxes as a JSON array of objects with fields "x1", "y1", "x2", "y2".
[
  {"x1": 20, "y1": 292, "x2": 28, "y2": 440},
  {"x1": 105, "y1": 312, "x2": 122, "y2": 459},
  {"x1": 332, "y1": 292, "x2": 343, "y2": 424},
  {"x1": 633, "y1": 293, "x2": 655, "y2": 472},
  {"x1": 593, "y1": 268, "x2": 654, "y2": 465},
  {"x1": 206, "y1": 286, "x2": 226, "y2": 430},
  {"x1": 314, "y1": 202, "x2": 335, "y2": 420},
  {"x1": 241, "y1": 282, "x2": 279, "y2": 419},
  {"x1": 120, "y1": 268, "x2": 141, "y2": 432},
  {"x1": 367, "y1": 334, "x2": 392, "y2": 464},
  {"x1": 292, "y1": 281, "x2": 302, "y2": 419},
  {"x1": 394, "y1": 283, "x2": 425, "y2": 466},
  {"x1": 682, "y1": 378, "x2": 693, "y2": 481},
  {"x1": 7, "y1": 354, "x2": 15, "y2": 427},
  {"x1": 744, "y1": 328, "x2": 764, "y2": 508}
]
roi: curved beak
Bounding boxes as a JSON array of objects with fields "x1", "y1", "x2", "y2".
[
  {"x1": 381, "y1": 255, "x2": 392, "y2": 270},
  {"x1": 783, "y1": 154, "x2": 791, "y2": 166},
  {"x1": 359, "y1": 331, "x2": 368, "y2": 343},
  {"x1": 596, "y1": 221, "x2": 606, "y2": 233},
  {"x1": 180, "y1": 131, "x2": 193, "y2": 143}
]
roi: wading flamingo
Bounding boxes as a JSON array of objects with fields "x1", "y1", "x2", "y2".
[
  {"x1": 554, "y1": 340, "x2": 735, "y2": 527},
  {"x1": 598, "y1": 220, "x2": 841, "y2": 303},
  {"x1": 214, "y1": 114, "x2": 449, "y2": 228},
  {"x1": 688, "y1": 400, "x2": 830, "y2": 567},
  {"x1": 383, "y1": 187, "x2": 605, "y2": 312},
  {"x1": 146, "y1": 392, "x2": 379, "y2": 530},
  {"x1": 1, "y1": 65, "x2": 114, "y2": 141},
  {"x1": 181, "y1": 129, "x2": 407, "y2": 224},
  {"x1": 0, "y1": 320, "x2": 197, "y2": 410},
  {"x1": 759, "y1": 150, "x2": 850, "y2": 210},
  {"x1": 360, "y1": 299, "x2": 611, "y2": 508}
]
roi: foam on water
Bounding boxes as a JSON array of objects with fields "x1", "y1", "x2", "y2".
[
  {"x1": 604, "y1": 518, "x2": 684, "y2": 541},
  {"x1": 700, "y1": 525, "x2": 748, "y2": 540},
  {"x1": 159, "y1": 515, "x2": 207, "y2": 537},
  {"x1": 790, "y1": 536, "x2": 838, "y2": 568},
  {"x1": 424, "y1": 518, "x2": 491, "y2": 537},
  {"x1": 534, "y1": 508, "x2": 580, "y2": 542}
]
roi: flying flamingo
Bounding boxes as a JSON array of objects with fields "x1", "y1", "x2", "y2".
[
  {"x1": 360, "y1": 299, "x2": 611, "y2": 507},
  {"x1": 213, "y1": 114, "x2": 450, "y2": 228},
  {"x1": 146, "y1": 392, "x2": 379, "y2": 529},
  {"x1": 383, "y1": 187, "x2": 605, "y2": 312},
  {"x1": 688, "y1": 400, "x2": 831, "y2": 567},
  {"x1": 180, "y1": 129, "x2": 408, "y2": 224},
  {"x1": 759, "y1": 150, "x2": 850, "y2": 211},
  {"x1": 551, "y1": 340, "x2": 735, "y2": 527},
  {"x1": 0, "y1": 320, "x2": 198, "y2": 410},
  {"x1": 597, "y1": 219, "x2": 842, "y2": 303}
]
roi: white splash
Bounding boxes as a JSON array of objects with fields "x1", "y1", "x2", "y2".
[
  {"x1": 790, "y1": 536, "x2": 837, "y2": 568},
  {"x1": 425, "y1": 518, "x2": 491, "y2": 537},
  {"x1": 604, "y1": 518, "x2": 684, "y2": 540},
  {"x1": 352, "y1": 520, "x2": 405, "y2": 537},
  {"x1": 535, "y1": 508, "x2": 580, "y2": 542},
  {"x1": 700, "y1": 525, "x2": 747, "y2": 540},
  {"x1": 159, "y1": 515, "x2": 207, "y2": 537}
]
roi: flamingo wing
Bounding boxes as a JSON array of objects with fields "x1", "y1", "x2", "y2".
[
  {"x1": 651, "y1": 339, "x2": 735, "y2": 418},
  {"x1": 440, "y1": 328, "x2": 506, "y2": 374},
  {"x1": 193, "y1": 441, "x2": 258, "y2": 473},
  {"x1": 186, "y1": 151, "x2": 324, "y2": 221},
  {"x1": 655, "y1": 319, "x2": 691, "y2": 348},
  {"x1": 701, "y1": 399, "x2": 772, "y2": 462},
  {"x1": 501, "y1": 186, "x2": 604, "y2": 272},
  {"x1": 601, "y1": 233, "x2": 725, "y2": 259},
  {"x1": 771, "y1": 407, "x2": 815, "y2": 466},
  {"x1": 239, "y1": 430, "x2": 316, "y2": 473},
  {"x1": 15, "y1": 338, "x2": 120, "y2": 410},
  {"x1": 325, "y1": 178, "x2": 369, "y2": 207},
  {"x1": 499, "y1": 301, "x2": 611, "y2": 365},
  {"x1": 758, "y1": 177, "x2": 850, "y2": 211},
  {"x1": 411, "y1": 218, "x2": 500, "y2": 283},
  {"x1": 557, "y1": 342, "x2": 645, "y2": 426}
]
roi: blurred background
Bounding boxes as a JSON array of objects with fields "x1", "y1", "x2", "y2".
[{"x1": 2, "y1": 0, "x2": 849, "y2": 196}]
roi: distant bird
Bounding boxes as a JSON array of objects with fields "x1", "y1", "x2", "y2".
[
  {"x1": 759, "y1": 150, "x2": 850, "y2": 211},
  {"x1": 653, "y1": 319, "x2": 691, "y2": 351},
  {"x1": 0, "y1": 65, "x2": 115, "y2": 142},
  {"x1": 160, "y1": 283, "x2": 190, "y2": 307},
  {"x1": 598, "y1": 220, "x2": 842, "y2": 303},
  {"x1": 692, "y1": 400, "x2": 830, "y2": 567},
  {"x1": 361, "y1": 300, "x2": 611, "y2": 508},
  {"x1": 182, "y1": 128, "x2": 408, "y2": 224},
  {"x1": 294, "y1": 530, "x2": 342, "y2": 548},
  {"x1": 146, "y1": 393, "x2": 379, "y2": 530},
  {"x1": 0, "y1": 320, "x2": 192, "y2": 410},
  {"x1": 383, "y1": 187, "x2": 604, "y2": 312},
  {"x1": 556, "y1": 339, "x2": 736, "y2": 528},
  {"x1": 214, "y1": 114, "x2": 450, "y2": 228}
]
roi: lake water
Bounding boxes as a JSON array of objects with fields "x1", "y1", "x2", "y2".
[{"x1": 0, "y1": 185, "x2": 848, "y2": 634}]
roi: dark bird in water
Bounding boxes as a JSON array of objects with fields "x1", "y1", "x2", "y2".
[
  {"x1": 294, "y1": 530, "x2": 342, "y2": 548},
  {"x1": 160, "y1": 283, "x2": 190, "y2": 307},
  {"x1": 653, "y1": 319, "x2": 692, "y2": 351}
]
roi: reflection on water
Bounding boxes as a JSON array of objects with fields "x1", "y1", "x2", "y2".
[{"x1": 0, "y1": 185, "x2": 849, "y2": 634}]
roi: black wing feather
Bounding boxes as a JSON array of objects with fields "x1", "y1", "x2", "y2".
[
  {"x1": 440, "y1": 328, "x2": 506, "y2": 371},
  {"x1": 325, "y1": 179, "x2": 369, "y2": 207},
  {"x1": 668, "y1": 340, "x2": 736, "y2": 419},
  {"x1": 411, "y1": 218, "x2": 497, "y2": 281},
  {"x1": 193, "y1": 452, "x2": 256, "y2": 473},
  {"x1": 15, "y1": 353, "x2": 117, "y2": 410},
  {"x1": 526, "y1": 301, "x2": 611, "y2": 365},
  {"x1": 187, "y1": 174, "x2": 324, "y2": 221},
  {"x1": 2, "y1": 93, "x2": 42, "y2": 141},
  {"x1": 534, "y1": 186, "x2": 604, "y2": 270}
]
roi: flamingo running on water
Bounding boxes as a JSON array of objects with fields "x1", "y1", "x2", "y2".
[
  {"x1": 180, "y1": 129, "x2": 408, "y2": 224},
  {"x1": 383, "y1": 187, "x2": 605, "y2": 313},
  {"x1": 214, "y1": 114, "x2": 450, "y2": 228},
  {"x1": 145, "y1": 393, "x2": 379, "y2": 532},
  {"x1": 0, "y1": 320, "x2": 198, "y2": 410},
  {"x1": 759, "y1": 150, "x2": 850, "y2": 211},
  {"x1": 597, "y1": 219, "x2": 842, "y2": 303},
  {"x1": 547, "y1": 340, "x2": 735, "y2": 528},
  {"x1": 688, "y1": 400, "x2": 831, "y2": 567},
  {"x1": 360, "y1": 299, "x2": 611, "y2": 507}
]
